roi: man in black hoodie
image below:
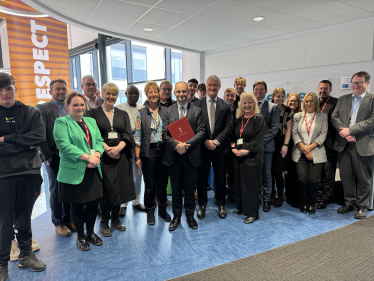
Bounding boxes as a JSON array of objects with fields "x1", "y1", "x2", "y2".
[{"x1": 0, "y1": 73, "x2": 47, "y2": 280}]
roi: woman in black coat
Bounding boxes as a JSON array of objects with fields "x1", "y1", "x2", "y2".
[{"x1": 87, "y1": 83, "x2": 135, "y2": 237}]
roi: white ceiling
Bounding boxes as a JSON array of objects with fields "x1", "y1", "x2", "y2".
[{"x1": 27, "y1": 0, "x2": 374, "y2": 52}]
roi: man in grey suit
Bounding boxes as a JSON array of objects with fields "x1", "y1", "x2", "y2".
[
  {"x1": 81, "y1": 75, "x2": 103, "y2": 112},
  {"x1": 332, "y1": 71, "x2": 374, "y2": 219},
  {"x1": 253, "y1": 80, "x2": 279, "y2": 212},
  {"x1": 36, "y1": 79, "x2": 75, "y2": 236}
]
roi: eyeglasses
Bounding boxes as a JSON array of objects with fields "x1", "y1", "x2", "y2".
[
  {"x1": 83, "y1": 83, "x2": 97, "y2": 88},
  {"x1": 351, "y1": 81, "x2": 365, "y2": 86}
]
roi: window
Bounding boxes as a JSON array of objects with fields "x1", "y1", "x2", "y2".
[
  {"x1": 71, "y1": 58, "x2": 78, "y2": 90},
  {"x1": 171, "y1": 50, "x2": 182, "y2": 84},
  {"x1": 80, "y1": 53, "x2": 93, "y2": 77},
  {"x1": 132, "y1": 45, "x2": 147, "y2": 82},
  {"x1": 110, "y1": 45, "x2": 127, "y2": 81}
]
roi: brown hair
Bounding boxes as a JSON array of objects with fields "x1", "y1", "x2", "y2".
[
  {"x1": 224, "y1": 88, "x2": 236, "y2": 95},
  {"x1": 66, "y1": 91, "x2": 84, "y2": 105},
  {"x1": 144, "y1": 81, "x2": 160, "y2": 96},
  {"x1": 286, "y1": 93, "x2": 301, "y2": 113},
  {"x1": 253, "y1": 80, "x2": 267, "y2": 91},
  {"x1": 159, "y1": 80, "x2": 172, "y2": 90},
  {"x1": 234, "y1": 77, "x2": 246, "y2": 85},
  {"x1": 50, "y1": 79, "x2": 67, "y2": 91},
  {"x1": 0, "y1": 72, "x2": 15, "y2": 88},
  {"x1": 271, "y1": 87, "x2": 286, "y2": 103},
  {"x1": 352, "y1": 71, "x2": 370, "y2": 82}
]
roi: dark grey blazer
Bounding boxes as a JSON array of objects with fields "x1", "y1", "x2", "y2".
[
  {"x1": 260, "y1": 100, "x2": 279, "y2": 152},
  {"x1": 332, "y1": 92, "x2": 374, "y2": 157},
  {"x1": 193, "y1": 96, "x2": 233, "y2": 154},
  {"x1": 84, "y1": 97, "x2": 104, "y2": 113},
  {"x1": 162, "y1": 102, "x2": 206, "y2": 167},
  {"x1": 35, "y1": 100, "x2": 61, "y2": 161}
]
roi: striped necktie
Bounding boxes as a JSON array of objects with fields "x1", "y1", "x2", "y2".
[{"x1": 210, "y1": 99, "x2": 215, "y2": 135}]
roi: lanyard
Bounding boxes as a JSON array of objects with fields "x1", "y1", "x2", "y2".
[
  {"x1": 101, "y1": 105, "x2": 115, "y2": 132},
  {"x1": 83, "y1": 121, "x2": 90, "y2": 147},
  {"x1": 83, "y1": 94, "x2": 97, "y2": 110},
  {"x1": 54, "y1": 103, "x2": 68, "y2": 117},
  {"x1": 320, "y1": 96, "x2": 330, "y2": 113},
  {"x1": 240, "y1": 113, "x2": 254, "y2": 138},
  {"x1": 304, "y1": 112, "x2": 316, "y2": 136},
  {"x1": 351, "y1": 96, "x2": 363, "y2": 116}
]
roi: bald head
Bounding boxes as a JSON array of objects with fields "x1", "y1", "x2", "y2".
[
  {"x1": 174, "y1": 81, "x2": 188, "y2": 105},
  {"x1": 125, "y1": 85, "x2": 140, "y2": 107}
]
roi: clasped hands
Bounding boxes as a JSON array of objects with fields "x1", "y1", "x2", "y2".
[
  {"x1": 176, "y1": 141, "x2": 190, "y2": 155},
  {"x1": 301, "y1": 145, "x2": 313, "y2": 161},
  {"x1": 87, "y1": 152, "x2": 101, "y2": 168},
  {"x1": 231, "y1": 143, "x2": 249, "y2": 157},
  {"x1": 105, "y1": 145, "x2": 123, "y2": 159},
  {"x1": 0, "y1": 136, "x2": 38, "y2": 150},
  {"x1": 339, "y1": 127, "x2": 356, "y2": 143},
  {"x1": 204, "y1": 140, "x2": 218, "y2": 151}
]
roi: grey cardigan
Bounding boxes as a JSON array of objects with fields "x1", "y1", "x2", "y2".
[{"x1": 291, "y1": 111, "x2": 328, "y2": 164}]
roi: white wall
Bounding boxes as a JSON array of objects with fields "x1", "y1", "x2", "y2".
[
  {"x1": 67, "y1": 25, "x2": 98, "y2": 49},
  {"x1": 182, "y1": 51, "x2": 202, "y2": 84}
]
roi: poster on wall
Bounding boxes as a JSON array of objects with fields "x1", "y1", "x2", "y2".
[{"x1": 5, "y1": 0, "x2": 70, "y2": 106}]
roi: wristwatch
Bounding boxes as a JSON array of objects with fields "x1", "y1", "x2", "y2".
[
  {"x1": 283, "y1": 144, "x2": 289, "y2": 147},
  {"x1": 135, "y1": 156, "x2": 140, "y2": 161}
]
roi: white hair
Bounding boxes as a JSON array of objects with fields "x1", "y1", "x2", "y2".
[
  {"x1": 81, "y1": 75, "x2": 96, "y2": 83},
  {"x1": 206, "y1": 75, "x2": 221, "y2": 87}
]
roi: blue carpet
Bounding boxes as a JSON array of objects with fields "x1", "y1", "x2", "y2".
[{"x1": 8, "y1": 192, "x2": 371, "y2": 281}]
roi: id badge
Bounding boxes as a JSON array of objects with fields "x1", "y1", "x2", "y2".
[
  {"x1": 150, "y1": 123, "x2": 156, "y2": 129},
  {"x1": 349, "y1": 122, "x2": 353, "y2": 127},
  {"x1": 91, "y1": 149, "x2": 96, "y2": 156},
  {"x1": 108, "y1": 132, "x2": 118, "y2": 139},
  {"x1": 237, "y1": 139, "x2": 243, "y2": 145}
]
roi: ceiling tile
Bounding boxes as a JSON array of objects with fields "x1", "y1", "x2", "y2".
[
  {"x1": 155, "y1": 0, "x2": 218, "y2": 14},
  {"x1": 90, "y1": 16, "x2": 134, "y2": 32},
  {"x1": 43, "y1": 0, "x2": 101, "y2": 13},
  {"x1": 157, "y1": 27, "x2": 205, "y2": 39},
  {"x1": 123, "y1": 32, "x2": 157, "y2": 40},
  {"x1": 200, "y1": 43, "x2": 227, "y2": 51},
  {"x1": 179, "y1": 40, "x2": 211, "y2": 49},
  {"x1": 126, "y1": 22, "x2": 171, "y2": 36},
  {"x1": 262, "y1": 0, "x2": 335, "y2": 15},
  {"x1": 228, "y1": 0, "x2": 277, "y2": 8},
  {"x1": 94, "y1": 0, "x2": 150, "y2": 20},
  {"x1": 211, "y1": 21, "x2": 258, "y2": 36},
  {"x1": 298, "y1": 1, "x2": 357, "y2": 21},
  {"x1": 120, "y1": 0, "x2": 160, "y2": 6},
  {"x1": 193, "y1": 31, "x2": 252, "y2": 45},
  {"x1": 176, "y1": 16, "x2": 227, "y2": 31},
  {"x1": 154, "y1": 36, "x2": 185, "y2": 46},
  {"x1": 49, "y1": 7, "x2": 93, "y2": 23},
  {"x1": 139, "y1": 8, "x2": 192, "y2": 26},
  {"x1": 196, "y1": 1, "x2": 259, "y2": 21},
  {"x1": 240, "y1": 27, "x2": 287, "y2": 40},
  {"x1": 337, "y1": 0, "x2": 374, "y2": 9},
  {"x1": 363, "y1": 4, "x2": 374, "y2": 12},
  {"x1": 321, "y1": 9, "x2": 374, "y2": 25}
]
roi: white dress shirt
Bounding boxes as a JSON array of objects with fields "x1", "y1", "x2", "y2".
[
  {"x1": 300, "y1": 112, "x2": 316, "y2": 145},
  {"x1": 177, "y1": 101, "x2": 188, "y2": 118},
  {"x1": 116, "y1": 102, "x2": 144, "y2": 132}
]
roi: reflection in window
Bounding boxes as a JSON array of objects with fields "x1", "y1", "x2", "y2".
[
  {"x1": 171, "y1": 50, "x2": 182, "y2": 84},
  {"x1": 72, "y1": 58, "x2": 77, "y2": 90},
  {"x1": 132, "y1": 45, "x2": 147, "y2": 82},
  {"x1": 80, "y1": 53, "x2": 93, "y2": 77},
  {"x1": 111, "y1": 46, "x2": 127, "y2": 81}
]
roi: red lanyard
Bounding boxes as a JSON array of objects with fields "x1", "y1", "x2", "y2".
[
  {"x1": 83, "y1": 94, "x2": 97, "y2": 110},
  {"x1": 83, "y1": 121, "x2": 91, "y2": 146},
  {"x1": 240, "y1": 113, "x2": 254, "y2": 137},
  {"x1": 54, "y1": 103, "x2": 68, "y2": 117},
  {"x1": 304, "y1": 112, "x2": 316, "y2": 136},
  {"x1": 320, "y1": 96, "x2": 330, "y2": 112}
]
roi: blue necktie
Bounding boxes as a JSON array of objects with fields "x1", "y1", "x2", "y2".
[{"x1": 180, "y1": 106, "x2": 185, "y2": 119}]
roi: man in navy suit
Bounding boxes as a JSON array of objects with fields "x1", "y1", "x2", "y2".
[
  {"x1": 253, "y1": 80, "x2": 279, "y2": 212},
  {"x1": 194, "y1": 75, "x2": 234, "y2": 219}
]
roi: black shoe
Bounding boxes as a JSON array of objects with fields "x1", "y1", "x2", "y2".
[
  {"x1": 337, "y1": 205, "x2": 357, "y2": 214},
  {"x1": 300, "y1": 205, "x2": 308, "y2": 213},
  {"x1": 0, "y1": 265, "x2": 8, "y2": 281},
  {"x1": 147, "y1": 212, "x2": 155, "y2": 225},
  {"x1": 244, "y1": 215, "x2": 259, "y2": 224},
  {"x1": 186, "y1": 215, "x2": 198, "y2": 230},
  {"x1": 263, "y1": 201, "x2": 271, "y2": 212},
  {"x1": 158, "y1": 211, "x2": 171, "y2": 222},
  {"x1": 111, "y1": 218, "x2": 126, "y2": 231},
  {"x1": 85, "y1": 233, "x2": 103, "y2": 246},
  {"x1": 99, "y1": 222, "x2": 112, "y2": 237},
  {"x1": 197, "y1": 206, "x2": 206, "y2": 219},
  {"x1": 354, "y1": 206, "x2": 368, "y2": 219},
  {"x1": 218, "y1": 206, "x2": 227, "y2": 219},
  {"x1": 18, "y1": 253, "x2": 46, "y2": 272},
  {"x1": 233, "y1": 209, "x2": 242, "y2": 214},
  {"x1": 270, "y1": 197, "x2": 276, "y2": 205},
  {"x1": 133, "y1": 204, "x2": 146, "y2": 212},
  {"x1": 308, "y1": 204, "x2": 316, "y2": 214},
  {"x1": 119, "y1": 206, "x2": 127, "y2": 217},
  {"x1": 317, "y1": 200, "x2": 329, "y2": 209},
  {"x1": 169, "y1": 217, "x2": 181, "y2": 231},
  {"x1": 274, "y1": 198, "x2": 284, "y2": 208},
  {"x1": 76, "y1": 237, "x2": 90, "y2": 251}
]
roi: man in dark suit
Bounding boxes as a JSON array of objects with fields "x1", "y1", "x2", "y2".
[
  {"x1": 332, "y1": 71, "x2": 374, "y2": 219},
  {"x1": 194, "y1": 75, "x2": 233, "y2": 219},
  {"x1": 36, "y1": 79, "x2": 75, "y2": 236},
  {"x1": 253, "y1": 80, "x2": 279, "y2": 212},
  {"x1": 162, "y1": 81, "x2": 206, "y2": 231},
  {"x1": 317, "y1": 80, "x2": 339, "y2": 209},
  {"x1": 81, "y1": 75, "x2": 103, "y2": 112}
]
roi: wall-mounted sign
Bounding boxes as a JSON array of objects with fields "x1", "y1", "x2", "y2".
[{"x1": 340, "y1": 76, "x2": 352, "y2": 90}]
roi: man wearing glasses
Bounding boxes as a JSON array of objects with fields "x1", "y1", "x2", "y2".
[
  {"x1": 332, "y1": 71, "x2": 374, "y2": 219},
  {"x1": 81, "y1": 75, "x2": 103, "y2": 112}
]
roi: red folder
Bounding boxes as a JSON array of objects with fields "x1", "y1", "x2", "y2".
[{"x1": 167, "y1": 117, "x2": 195, "y2": 143}]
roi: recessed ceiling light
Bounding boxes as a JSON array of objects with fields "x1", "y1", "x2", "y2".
[
  {"x1": 253, "y1": 16, "x2": 265, "y2": 22},
  {"x1": 143, "y1": 28, "x2": 153, "y2": 32}
]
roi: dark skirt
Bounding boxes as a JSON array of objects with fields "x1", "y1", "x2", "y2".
[
  {"x1": 59, "y1": 167, "x2": 102, "y2": 204},
  {"x1": 272, "y1": 135, "x2": 291, "y2": 173},
  {"x1": 100, "y1": 150, "x2": 136, "y2": 210}
]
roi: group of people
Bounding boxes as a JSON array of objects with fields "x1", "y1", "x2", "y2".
[{"x1": 0, "y1": 70, "x2": 373, "y2": 280}]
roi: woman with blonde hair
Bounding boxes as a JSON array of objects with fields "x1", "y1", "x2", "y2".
[{"x1": 231, "y1": 92, "x2": 265, "y2": 224}]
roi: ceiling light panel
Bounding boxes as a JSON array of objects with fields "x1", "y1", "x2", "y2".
[{"x1": 126, "y1": 22, "x2": 170, "y2": 36}]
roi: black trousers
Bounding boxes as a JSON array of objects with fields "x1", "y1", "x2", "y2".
[
  {"x1": 141, "y1": 146, "x2": 168, "y2": 214},
  {"x1": 197, "y1": 151, "x2": 227, "y2": 207},
  {"x1": 168, "y1": 154, "x2": 197, "y2": 217},
  {"x1": 321, "y1": 148, "x2": 337, "y2": 201},
  {"x1": 296, "y1": 154, "x2": 323, "y2": 206},
  {"x1": 337, "y1": 143, "x2": 374, "y2": 207},
  {"x1": 0, "y1": 174, "x2": 42, "y2": 267},
  {"x1": 70, "y1": 199, "x2": 99, "y2": 239}
]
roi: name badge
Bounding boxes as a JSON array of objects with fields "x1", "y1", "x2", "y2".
[
  {"x1": 349, "y1": 122, "x2": 354, "y2": 127},
  {"x1": 91, "y1": 149, "x2": 96, "y2": 156},
  {"x1": 150, "y1": 123, "x2": 156, "y2": 129},
  {"x1": 237, "y1": 139, "x2": 243, "y2": 145},
  {"x1": 108, "y1": 132, "x2": 118, "y2": 139}
]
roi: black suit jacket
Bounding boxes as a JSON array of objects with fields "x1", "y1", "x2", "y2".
[
  {"x1": 193, "y1": 96, "x2": 233, "y2": 154},
  {"x1": 35, "y1": 100, "x2": 61, "y2": 162},
  {"x1": 319, "y1": 96, "x2": 338, "y2": 150},
  {"x1": 162, "y1": 102, "x2": 206, "y2": 167}
]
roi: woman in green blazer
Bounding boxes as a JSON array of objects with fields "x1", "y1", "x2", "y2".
[{"x1": 53, "y1": 92, "x2": 104, "y2": 252}]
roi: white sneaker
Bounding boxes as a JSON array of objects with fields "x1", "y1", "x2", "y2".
[
  {"x1": 10, "y1": 240, "x2": 20, "y2": 261},
  {"x1": 32, "y1": 237, "x2": 40, "y2": 252}
]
